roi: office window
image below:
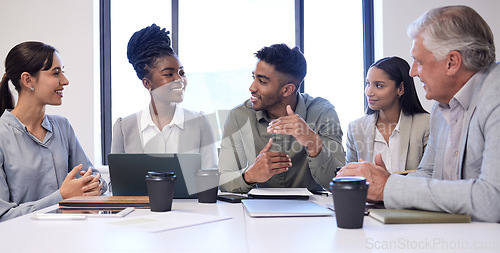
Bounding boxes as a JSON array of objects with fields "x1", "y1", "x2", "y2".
[
  {"x1": 110, "y1": 0, "x2": 172, "y2": 125},
  {"x1": 178, "y1": 0, "x2": 295, "y2": 140},
  {"x1": 304, "y1": 1, "x2": 365, "y2": 143},
  {"x1": 107, "y1": 0, "x2": 365, "y2": 153}
]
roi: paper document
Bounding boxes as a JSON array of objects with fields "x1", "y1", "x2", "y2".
[{"x1": 107, "y1": 211, "x2": 231, "y2": 232}]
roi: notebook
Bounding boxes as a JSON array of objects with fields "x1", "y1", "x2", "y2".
[
  {"x1": 59, "y1": 196, "x2": 150, "y2": 209},
  {"x1": 368, "y1": 209, "x2": 471, "y2": 224},
  {"x1": 107, "y1": 153, "x2": 200, "y2": 199},
  {"x1": 241, "y1": 199, "x2": 334, "y2": 217}
]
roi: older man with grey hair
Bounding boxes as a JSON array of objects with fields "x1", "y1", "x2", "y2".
[{"x1": 337, "y1": 5, "x2": 500, "y2": 222}]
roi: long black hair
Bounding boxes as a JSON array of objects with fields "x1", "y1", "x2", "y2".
[
  {"x1": 366, "y1": 56, "x2": 428, "y2": 115},
  {"x1": 0, "y1": 41, "x2": 56, "y2": 113},
  {"x1": 127, "y1": 23, "x2": 176, "y2": 80}
]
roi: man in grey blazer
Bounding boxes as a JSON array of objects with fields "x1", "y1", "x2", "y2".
[{"x1": 338, "y1": 5, "x2": 500, "y2": 222}]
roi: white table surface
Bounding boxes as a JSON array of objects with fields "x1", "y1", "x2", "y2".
[{"x1": 1, "y1": 195, "x2": 499, "y2": 253}]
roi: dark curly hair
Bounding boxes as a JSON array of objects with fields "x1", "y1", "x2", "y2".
[
  {"x1": 254, "y1": 44, "x2": 307, "y2": 89},
  {"x1": 127, "y1": 24, "x2": 176, "y2": 80}
]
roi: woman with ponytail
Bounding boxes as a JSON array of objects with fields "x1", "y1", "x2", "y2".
[
  {"x1": 0, "y1": 75, "x2": 14, "y2": 114},
  {"x1": 0, "y1": 41, "x2": 106, "y2": 221},
  {"x1": 111, "y1": 24, "x2": 217, "y2": 170}
]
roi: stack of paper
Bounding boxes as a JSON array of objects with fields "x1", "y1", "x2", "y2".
[{"x1": 59, "y1": 196, "x2": 150, "y2": 209}]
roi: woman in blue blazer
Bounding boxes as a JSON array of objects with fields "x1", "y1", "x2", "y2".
[{"x1": 346, "y1": 57, "x2": 429, "y2": 173}]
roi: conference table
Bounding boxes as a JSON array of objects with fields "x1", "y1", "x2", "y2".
[{"x1": 1, "y1": 195, "x2": 499, "y2": 253}]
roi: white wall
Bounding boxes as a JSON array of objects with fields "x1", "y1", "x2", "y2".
[
  {"x1": 374, "y1": 0, "x2": 500, "y2": 112},
  {"x1": 0, "y1": 0, "x2": 100, "y2": 164}
]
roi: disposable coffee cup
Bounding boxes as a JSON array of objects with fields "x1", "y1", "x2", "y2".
[
  {"x1": 330, "y1": 177, "x2": 369, "y2": 229},
  {"x1": 195, "y1": 169, "x2": 220, "y2": 203},
  {"x1": 145, "y1": 171, "x2": 176, "y2": 212}
]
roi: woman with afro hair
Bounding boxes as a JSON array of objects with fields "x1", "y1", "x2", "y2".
[{"x1": 111, "y1": 24, "x2": 217, "y2": 170}]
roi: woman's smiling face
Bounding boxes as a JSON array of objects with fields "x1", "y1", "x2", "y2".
[
  {"x1": 31, "y1": 52, "x2": 69, "y2": 106},
  {"x1": 365, "y1": 66, "x2": 403, "y2": 112},
  {"x1": 146, "y1": 55, "x2": 186, "y2": 104}
]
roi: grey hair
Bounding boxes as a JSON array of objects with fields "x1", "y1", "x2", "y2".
[{"x1": 407, "y1": 5, "x2": 495, "y2": 72}]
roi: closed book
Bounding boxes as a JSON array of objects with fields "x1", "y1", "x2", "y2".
[
  {"x1": 369, "y1": 209, "x2": 471, "y2": 224},
  {"x1": 59, "y1": 196, "x2": 150, "y2": 209}
]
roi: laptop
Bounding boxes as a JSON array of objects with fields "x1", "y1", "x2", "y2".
[
  {"x1": 241, "y1": 199, "x2": 334, "y2": 217},
  {"x1": 107, "y1": 153, "x2": 200, "y2": 199}
]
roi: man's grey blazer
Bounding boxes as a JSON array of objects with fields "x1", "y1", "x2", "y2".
[
  {"x1": 346, "y1": 112, "x2": 430, "y2": 171},
  {"x1": 384, "y1": 63, "x2": 500, "y2": 222}
]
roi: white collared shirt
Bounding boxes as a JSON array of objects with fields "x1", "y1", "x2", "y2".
[
  {"x1": 139, "y1": 104, "x2": 184, "y2": 153},
  {"x1": 372, "y1": 112, "x2": 402, "y2": 173}
]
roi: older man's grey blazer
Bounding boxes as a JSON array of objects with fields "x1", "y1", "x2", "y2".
[
  {"x1": 110, "y1": 108, "x2": 218, "y2": 169},
  {"x1": 346, "y1": 112, "x2": 430, "y2": 171},
  {"x1": 384, "y1": 63, "x2": 500, "y2": 222}
]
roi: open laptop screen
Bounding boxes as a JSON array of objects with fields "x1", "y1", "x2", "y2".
[{"x1": 107, "y1": 153, "x2": 200, "y2": 198}]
